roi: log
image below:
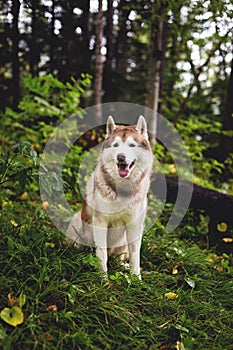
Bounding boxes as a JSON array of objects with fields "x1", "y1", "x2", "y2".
[{"x1": 151, "y1": 173, "x2": 233, "y2": 253}]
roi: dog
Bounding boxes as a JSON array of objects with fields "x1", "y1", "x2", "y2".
[{"x1": 67, "y1": 115, "x2": 153, "y2": 279}]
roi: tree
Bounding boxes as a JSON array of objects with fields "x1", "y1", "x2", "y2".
[
  {"x1": 94, "y1": 0, "x2": 104, "y2": 124},
  {"x1": 78, "y1": 0, "x2": 91, "y2": 74},
  {"x1": 29, "y1": 0, "x2": 42, "y2": 76},
  {"x1": 103, "y1": 0, "x2": 114, "y2": 102},
  {"x1": 217, "y1": 46, "x2": 233, "y2": 168},
  {"x1": 145, "y1": 5, "x2": 167, "y2": 112},
  {"x1": 11, "y1": 0, "x2": 20, "y2": 109},
  {"x1": 47, "y1": 0, "x2": 57, "y2": 75}
]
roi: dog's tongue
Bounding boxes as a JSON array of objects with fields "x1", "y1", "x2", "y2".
[{"x1": 119, "y1": 164, "x2": 130, "y2": 177}]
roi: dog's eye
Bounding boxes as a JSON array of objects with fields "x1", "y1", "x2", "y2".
[
  {"x1": 129, "y1": 143, "x2": 136, "y2": 147},
  {"x1": 113, "y1": 143, "x2": 119, "y2": 147}
]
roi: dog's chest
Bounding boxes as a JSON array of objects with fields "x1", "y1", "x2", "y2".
[{"x1": 94, "y1": 189, "x2": 136, "y2": 214}]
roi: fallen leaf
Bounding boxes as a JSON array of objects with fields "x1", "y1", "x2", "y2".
[
  {"x1": 169, "y1": 164, "x2": 177, "y2": 174},
  {"x1": 216, "y1": 266, "x2": 224, "y2": 272},
  {"x1": 2, "y1": 201, "x2": 13, "y2": 208},
  {"x1": 10, "y1": 220, "x2": 18, "y2": 227},
  {"x1": 45, "y1": 242, "x2": 55, "y2": 248},
  {"x1": 46, "y1": 305, "x2": 57, "y2": 312},
  {"x1": 19, "y1": 192, "x2": 28, "y2": 200},
  {"x1": 222, "y1": 237, "x2": 233, "y2": 243},
  {"x1": 164, "y1": 292, "x2": 178, "y2": 300},
  {"x1": 41, "y1": 201, "x2": 49, "y2": 209},
  {"x1": 217, "y1": 222, "x2": 228, "y2": 233},
  {"x1": 0, "y1": 306, "x2": 24, "y2": 327},
  {"x1": 172, "y1": 265, "x2": 179, "y2": 274},
  {"x1": 7, "y1": 293, "x2": 17, "y2": 307}
]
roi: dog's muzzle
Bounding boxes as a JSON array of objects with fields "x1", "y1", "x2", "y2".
[{"x1": 117, "y1": 153, "x2": 135, "y2": 178}]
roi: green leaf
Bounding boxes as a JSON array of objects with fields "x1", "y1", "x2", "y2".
[
  {"x1": 0, "y1": 306, "x2": 24, "y2": 327},
  {"x1": 19, "y1": 293, "x2": 26, "y2": 309}
]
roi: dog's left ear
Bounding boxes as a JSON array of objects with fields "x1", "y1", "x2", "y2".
[
  {"x1": 136, "y1": 115, "x2": 148, "y2": 139},
  {"x1": 106, "y1": 115, "x2": 116, "y2": 137}
]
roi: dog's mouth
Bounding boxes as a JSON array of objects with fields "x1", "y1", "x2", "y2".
[{"x1": 117, "y1": 160, "x2": 135, "y2": 178}]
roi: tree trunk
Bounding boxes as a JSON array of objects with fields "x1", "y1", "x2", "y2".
[
  {"x1": 49, "y1": 0, "x2": 56, "y2": 75},
  {"x1": 115, "y1": 0, "x2": 129, "y2": 77},
  {"x1": 59, "y1": 1, "x2": 74, "y2": 81},
  {"x1": 11, "y1": 0, "x2": 20, "y2": 109},
  {"x1": 104, "y1": 0, "x2": 114, "y2": 102},
  {"x1": 145, "y1": 6, "x2": 167, "y2": 141},
  {"x1": 80, "y1": 0, "x2": 90, "y2": 72},
  {"x1": 152, "y1": 173, "x2": 233, "y2": 252},
  {"x1": 94, "y1": 0, "x2": 104, "y2": 125},
  {"x1": 106, "y1": 0, "x2": 114, "y2": 68},
  {"x1": 78, "y1": 0, "x2": 91, "y2": 107},
  {"x1": 217, "y1": 43, "x2": 233, "y2": 168},
  {"x1": 30, "y1": 0, "x2": 40, "y2": 76}
]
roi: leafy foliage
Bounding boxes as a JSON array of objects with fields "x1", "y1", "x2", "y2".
[
  {"x1": 0, "y1": 141, "x2": 38, "y2": 191},
  {"x1": 1, "y1": 74, "x2": 92, "y2": 149}
]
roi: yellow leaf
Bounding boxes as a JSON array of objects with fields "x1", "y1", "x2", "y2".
[
  {"x1": 217, "y1": 222, "x2": 228, "y2": 233},
  {"x1": 10, "y1": 220, "x2": 18, "y2": 227},
  {"x1": 19, "y1": 192, "x2": 28, "y2": 200},
  {"x1": 206, "y1": 253, "x2": 218, "y2": 264},
  {"x1": 172, "y1": 265, "x2": 179, "y2": 274},
  {"x1": 165, "y1": 292, "x2": 178, "y2": 300},
  {"x1": 169, "y1": 164, "x2": 177, "y2": 174},
  {"x1": 41, "y1": 201, "x2": 49, "y2": 209},
  {"x1": 0, "y1": 306, "x2": 24, "y2": 327},
  {"x1": 2, "y1": 200, "x2": 13, "y2": 208},
  {"x1": 222, "y1": 237, "x2": 233, "y2": 243}
]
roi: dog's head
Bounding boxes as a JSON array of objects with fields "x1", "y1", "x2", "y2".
[{"x1": 102, "y1": 116, "x2": 152, "y2": 179}]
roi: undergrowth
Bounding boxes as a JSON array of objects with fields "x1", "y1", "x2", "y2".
[
  {"x1": 0, "y1": 202, "x2": 233, "y2": 350},
  {"x1": 1, "y1": 73, "x2": 233, "y2": 350}
]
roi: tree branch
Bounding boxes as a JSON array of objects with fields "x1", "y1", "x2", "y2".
[{"x1": 174, "y1": 29, "x2": 233, "y2": 125}]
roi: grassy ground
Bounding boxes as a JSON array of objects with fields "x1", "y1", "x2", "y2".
[{"x1": 1, "y1": 201, "x2": 233, "y2": 350}]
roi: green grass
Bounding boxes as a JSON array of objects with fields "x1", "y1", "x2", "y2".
[{"x1": 1, "y1": 202, "x2": 233, "y2": 349}]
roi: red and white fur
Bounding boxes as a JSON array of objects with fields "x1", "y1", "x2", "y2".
[{"x1": 67, "y1": 115, "x2": 153, "y2": 279}]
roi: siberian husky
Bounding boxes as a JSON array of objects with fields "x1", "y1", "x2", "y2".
[{"x1": 67, "y1": 115, "x2": 153, "y2": 279}]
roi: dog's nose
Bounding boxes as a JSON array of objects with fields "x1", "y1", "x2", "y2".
[{"x1": 117, "y1": 153, "x2": 126, "y2": 162}]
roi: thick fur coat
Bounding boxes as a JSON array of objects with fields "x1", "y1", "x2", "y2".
[{"x1": 67, "y1": 115, "x2": 153, "y2": 278}]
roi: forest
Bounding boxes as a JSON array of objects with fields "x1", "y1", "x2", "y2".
[{"x1": 0, "y1": 0, "x2": 233, "y2": 349}]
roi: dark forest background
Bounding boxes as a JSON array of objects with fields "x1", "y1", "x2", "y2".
[{"x1": 0, "y1": 0, "x2": 233, "y2": 185}]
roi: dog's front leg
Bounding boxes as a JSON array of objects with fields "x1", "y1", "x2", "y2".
[
  {"x1": 93, "y1": 220, "x2": 108, "y2": 277},
  {"x1": 126, "y1": 225, "x2": 143, "y2": 279}
]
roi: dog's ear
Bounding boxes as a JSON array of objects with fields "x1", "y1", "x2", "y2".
[
  {"x1": 136, "y1": 115, "x2": 148, "y2": 139},
  {"x1": 106, "y1": 115, "x2": 116, "y2": 137}
]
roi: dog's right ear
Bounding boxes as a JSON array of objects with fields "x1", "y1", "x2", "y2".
[
  {"x1": 136, "y1": 115, "x2": 149, "y2": 140},
  {"x1": 106, "y1": 115, "x2": 116, "y2": 137}
]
